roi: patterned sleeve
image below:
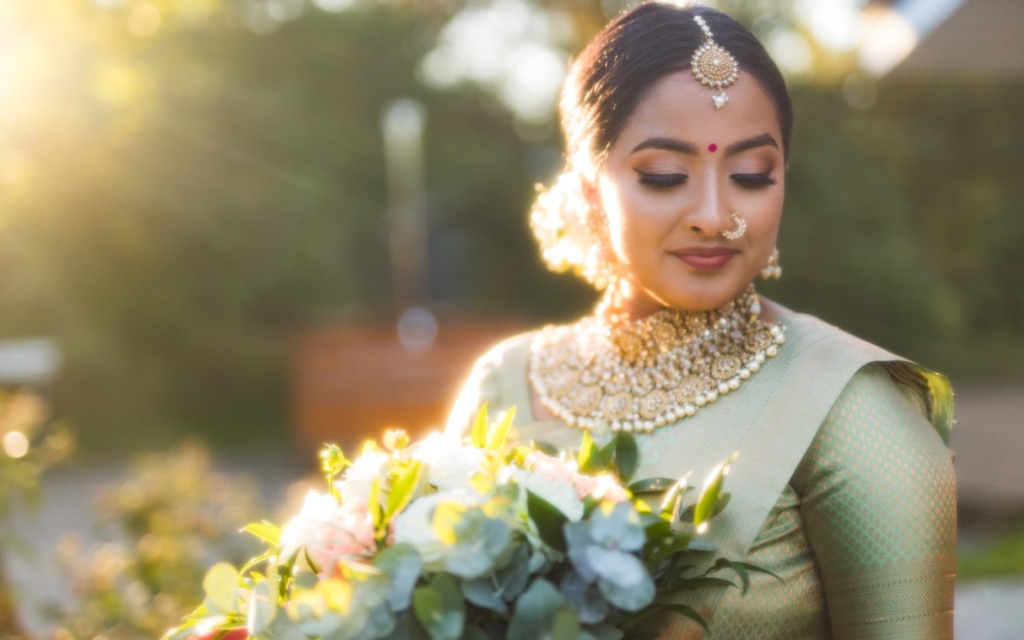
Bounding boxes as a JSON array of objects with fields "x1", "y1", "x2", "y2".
[{"x1": 791, "y1": 364, "x2": 957, "y2": 639}]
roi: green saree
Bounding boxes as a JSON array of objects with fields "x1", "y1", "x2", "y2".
[{"x1": 445, "y1": 312, "x2": 956, "y2": 639}]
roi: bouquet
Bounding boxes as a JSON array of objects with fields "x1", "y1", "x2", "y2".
[{"x1": 165, "y1": 407, "x2": 757, "y2": 640}]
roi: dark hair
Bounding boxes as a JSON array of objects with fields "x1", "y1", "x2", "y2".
[{"x1": 561, "y1": 2, "x2": 793, "y2": 169}]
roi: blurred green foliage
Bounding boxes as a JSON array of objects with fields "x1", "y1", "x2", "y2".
[
  {"x1": 45, "y1": 441, "x2": 264, "y2": 639},
  {"x1": 0, "y1": 1, "x2": 1020, "y2": 452}
]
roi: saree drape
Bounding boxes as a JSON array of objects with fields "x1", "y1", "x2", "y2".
[{"x1": 446, "y1": 312, "x2": 956, "y2": 639}]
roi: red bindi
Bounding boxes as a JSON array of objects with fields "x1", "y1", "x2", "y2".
[{"x1": 708, "y1": 143, "x2": 718, "y2": 152}]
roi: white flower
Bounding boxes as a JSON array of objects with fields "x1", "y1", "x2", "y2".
[
  {"x1": 409, "y1": 432, "x2": 485, "y2": 492},
  {"x1": 279, "y1": 491, "x2": 375, "y2": 575},
  {"x1": 337, "y1": 448, "x2": 390, "y2": 502}
]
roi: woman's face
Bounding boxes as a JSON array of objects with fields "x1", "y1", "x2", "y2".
[{"x1": 590, "y1": 71, "x2": 785, "y2": 316}]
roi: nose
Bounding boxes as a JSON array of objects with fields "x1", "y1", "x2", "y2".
[{"x1": 687, "y1": 172, "x2": 730, "y2": 237}]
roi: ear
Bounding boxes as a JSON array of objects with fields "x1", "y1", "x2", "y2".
[{"x1": 577, "y1": 172, "x2": 601, "y2": 212}]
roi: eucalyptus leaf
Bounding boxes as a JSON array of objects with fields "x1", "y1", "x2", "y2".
[
  {"x1": 256, "y1": 612, "x2": 308, "y2": 640},
  {"x1": 493, "y1": 544, "x2": 531, "y2": 600},
  {"x1": 460, "y1": 578, "x2": 509, "y2": 615},
  {"x1": 560, "y1": 570, "x2": 609, "y2": 624},
  {"x1": 247, "y1": 579, "x2": 278, "y2": 636},
  {"x1": 507, "y1": 579, "x2": 578, "y2": 640},
  {"x1": 355, "y1": 603, "x2": 397, "y2": 640},
  {"x1": 589, "y1": 502, "x2": 645, "y2": 551},
  {"x1": 413, "y1": 574, "x2": 465, "y2": 640},
  {"x1": 375, "y1": 543, "x2": 423, "y2": 610},
  {"x1": 202, "y1": 563, "x2": 240, "y2": 615},
  {"x1": 587, "y1": 548, "x2": 655, "y2": 611}
]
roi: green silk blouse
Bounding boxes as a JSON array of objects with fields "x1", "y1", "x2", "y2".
[{"x1": 445, "y1": 312, "x2": 956, "y2": 639}]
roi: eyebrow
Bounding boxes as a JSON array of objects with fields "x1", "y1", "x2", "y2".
[
  {"x1": 629, "y1": 133, "x2": 779, "y2": 157},
  {"x1": 630, "y1": 137, "x2": 699, "y2": 156},
  {"x1": 725, "y1": 133, "x2": 779, "y2": 156}
]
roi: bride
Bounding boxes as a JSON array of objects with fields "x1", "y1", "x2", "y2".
[{"x1": 446, "y1": 3, "x2": 955, "y2": 638}]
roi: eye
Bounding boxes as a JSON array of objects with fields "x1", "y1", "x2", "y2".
[
  {"x1": 731, "y1": 172, "x2": 777, "y2": 190},
  {"x1": 636, "y1": 170, "x2": 688, "y2": 190}
]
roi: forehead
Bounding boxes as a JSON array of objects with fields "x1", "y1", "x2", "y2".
[{"x1": 614, "y1": 71, "x2": 782, "y2": 147}]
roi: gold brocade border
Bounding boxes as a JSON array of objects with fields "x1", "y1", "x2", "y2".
[{"x1": 825, "y1": 554, "x2": 955, "y2": 639}]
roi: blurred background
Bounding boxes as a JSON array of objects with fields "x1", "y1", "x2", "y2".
[{"x1": 0, "y1": 0, "x2": 1022, "y2": 637}]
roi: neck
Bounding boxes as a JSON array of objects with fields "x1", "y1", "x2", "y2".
[{"x1": 596, "y1": 279, "x2": 760, "y2": 326}]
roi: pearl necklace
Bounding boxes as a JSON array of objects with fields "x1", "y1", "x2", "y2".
[{"x1": 529, "y1": 285, "x2": 785, "y2": 434}]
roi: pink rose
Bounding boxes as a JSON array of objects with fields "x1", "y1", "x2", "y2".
[
  {"x1": 575, "y1": 473, "x2": 630, "y2": 503},
  {"x1": 280, "y1": 491, "x2": 376, "y2": 575},
  {"x1": 524, "y1": 451, "x2": 579, "y2": 483}
]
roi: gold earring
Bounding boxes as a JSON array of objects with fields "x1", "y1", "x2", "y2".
[
  {"x1": 760, "y1": 247, "x2": 782, "y2": 280},
  {"x1": 721, "y1": 212, "x2": 746, "y2": 240},
  {"x1": 583, "y1": 203, "x2": 620, "y2": 289}
]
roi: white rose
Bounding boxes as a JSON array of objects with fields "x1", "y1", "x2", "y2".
[
  {"x1": 409, "y1": 432, "x2": 485, "y2": 492},
  {"x1": 337, "y1": 448, "x2": 390, "y2": 502}
]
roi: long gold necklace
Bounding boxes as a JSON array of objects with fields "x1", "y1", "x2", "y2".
[{"x1": 529, "y1": 285, "x2": 785, "y2": 434}]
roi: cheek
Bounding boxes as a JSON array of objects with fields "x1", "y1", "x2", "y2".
[{"x1": 600, "y1": 183, "x2": 676, "y2": 258}]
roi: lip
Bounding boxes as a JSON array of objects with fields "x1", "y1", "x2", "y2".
[{"x1": 670, "y1": 246, "x2": 739, "y2": 271}]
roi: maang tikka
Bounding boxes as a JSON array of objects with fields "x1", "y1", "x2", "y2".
[{"x1": 691, "y1": 14, "x2": 739, "y2": 109}]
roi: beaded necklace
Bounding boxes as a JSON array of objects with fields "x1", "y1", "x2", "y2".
[{"x1": 529, "y1": 285, "x2": 785, "y2": 434}]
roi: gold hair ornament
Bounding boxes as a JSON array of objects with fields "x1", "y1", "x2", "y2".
[{"x1": 691, "y1": 14, "x2": 739, "y2": 109}]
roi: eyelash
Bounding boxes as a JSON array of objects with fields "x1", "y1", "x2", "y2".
[
  {"x1": 637, "y1": 171, "x2": 687, "y2": 190},
  {"x1": 732, "y1": 172, "x2": 777, "y2": 189},
  {"x1": 636, "y1": 170, "x2": 777, "y2": 191}
]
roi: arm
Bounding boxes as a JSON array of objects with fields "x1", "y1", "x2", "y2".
[{"x1": 792, "y1": 364, "x2": 956, "y2": 639}]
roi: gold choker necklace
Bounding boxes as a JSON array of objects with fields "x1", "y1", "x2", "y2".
[{"x1": 529, "y1": 286, "x2": 785, "y2": 434}]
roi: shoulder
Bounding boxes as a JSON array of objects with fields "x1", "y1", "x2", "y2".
[
  {"x1": 780, "y1": 311, "x2": 953, "y2": 444},
  {"x1": 470, "y1": 330, "x2": 537, "y2": 377},
  {"x1": 444, "y1": 330, "x2": 539, "y2": 437}
]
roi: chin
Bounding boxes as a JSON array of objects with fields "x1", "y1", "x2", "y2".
[{"x1": 654, "y1": 278, "x2": 750, "y2": 312}]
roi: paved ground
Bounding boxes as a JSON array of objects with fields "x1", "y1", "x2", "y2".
[{"x1": 3, "y1": 383, "x2": 1023, "y2": 638}]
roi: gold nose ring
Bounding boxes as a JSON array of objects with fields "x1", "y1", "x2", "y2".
[{"x1": 721, "y1": 212, "x2": 747, "y2": 240}]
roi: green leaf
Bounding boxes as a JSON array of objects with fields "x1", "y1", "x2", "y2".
[
  {"x1": 708, "y1": 559, "x2": 782, "y2": 595},
  {"x1": 247, "y1": 578, "x2": 277, "y2": 636},
  {"x1": 470, "y1": 404, "x2": 489, "y2": 449},
  {"x1": 532, "y1": 440, "x2": 560, "y2": 456},
  {"x1": 577, "y1": 430, "x2": 605, "y2": 473},
  {"x1": 375, "y1": 544, "x2": 422, "y2": 610},
  {"x1": 386, "y1": 460, "x2": 424, "y2": 520},
  {"x1": 627, "y1": 477, "x2": 677, "y2": 495},
  {"x1": 369, "y1": 477, "x2": 383, "y2": 530},
  {"x1": 693, "y1": 453, "x2": 738, "y2": 531},
  {"x1": 487, "y1": 406, "x2": 516, "y2": 452},
  {"x1": 613, "y1": 433, "x2": 639, "y2": 482},
  {"x1": 508, "y1": 579, "x2": 579, "y2": 640},
  {"x1": 202, "y1": 563, "x2": 240, "y2": 615},
  {"x1": 662, "y1": 603, "x2": 708, "y2": 632},
  {"x1": 659, "y1": 475, "x2": 691, "y2": 520},
  {"x1": 239, "y1": 549, "x2": 276, "y2": 575},
  {"x1": 413, "y1": 574, "x2": 465, "y2": 640},
  {"x1": 527, "y1": 491, "x2": 569, "y2": 553},
  {"x1": 243, "y1": 522, "x2": 282, "y2": 547}
]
